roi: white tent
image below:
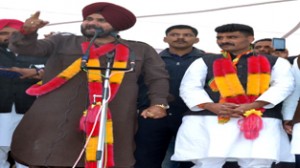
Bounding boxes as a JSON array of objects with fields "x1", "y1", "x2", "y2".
[{"x1": 2, "y1": 0, "x2": 300, "y2": 55}]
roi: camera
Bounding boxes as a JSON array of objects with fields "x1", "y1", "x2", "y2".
[{"x1": 272, "y1": 38, "x2": 286, "y2": 51}]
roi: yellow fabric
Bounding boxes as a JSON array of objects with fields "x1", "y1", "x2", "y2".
[
  {"x1": 58, "y1": 58, "x2": 82, "y2": 79},
  {"x1": 106, "y1": 119, "x2": 114, "y2": 144},
  {"x1": 214, "y1": 76, "x2": 232, "y2": 97},
  {"x1": 86, "y1": 136, "x2": 98, "y2": 161},
  {"x1": 260, "y1": 74, "x2": 271, "y2": 93},
  {"x1": 244, "y1": 109, "x2": 263, "y2": 117},
  {"x1": 110, "y1": 61, "x2": 127, "y2": 84},
  {"x1": 36, "y1": 80, "x2": 43, "y2": 85},
  {"x1": 247, "y1": 74, "x2": 260, "y2": 95},
  {"x1": 226, "y1": 74, "x2": 245, "y2": 95},
  {"x1": 112, "y1": 61, "x2": 127, "y2": 68},
  {"x1": 87, "y1": 59, "x2": 102, "y2": 82}
]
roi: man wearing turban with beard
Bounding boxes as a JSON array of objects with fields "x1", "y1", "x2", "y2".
[{"x1": 9, "y1": 2, "x2": 169, "y2": 168}]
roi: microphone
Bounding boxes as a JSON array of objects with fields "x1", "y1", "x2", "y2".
[
  {"x1": 129, "y1": 53, "x2": 136, "y2": 71},
  {"x1": 81, "y1": 28, "x2": 104, "y2": 70}
]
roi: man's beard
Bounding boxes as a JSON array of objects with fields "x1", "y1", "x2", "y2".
[{"x1": 81, "y1": 26, "x2": 114, "y2": 38}]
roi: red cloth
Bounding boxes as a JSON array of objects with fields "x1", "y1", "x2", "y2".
[
  {"x1": 82, "y1": 2, "x2": 136, "y2": 31},
  {"x1": 0, "y1": 19, "x2": 23, "y2": 31}
]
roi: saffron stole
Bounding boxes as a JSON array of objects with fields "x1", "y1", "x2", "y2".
[{"x1": 26, "y1": 42, "x2": 130, "y2": 167}]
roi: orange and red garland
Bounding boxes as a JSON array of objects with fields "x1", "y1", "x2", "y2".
[
  {"x1": 26, "y1": 42, "x2": 130, "y2": 167},
  {"x1": 211, "y1": 51, "x2": 271, "y2": 139}
]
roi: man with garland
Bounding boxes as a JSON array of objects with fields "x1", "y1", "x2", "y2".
[
  {"x1": 171, "y1": 23, "x2": 295, "y2": 168},
  {"x1": 9, "y1": 2, "x2": 169, "y2": 168}
]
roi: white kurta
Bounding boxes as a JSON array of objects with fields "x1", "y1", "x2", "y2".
[
  {"x1": 282, "y1": 57, "x2": 300, "y2": 154},
  {"x1": 292, "y1": 124, "x2": 300, "y2": 154},
  {"x1": 172, "y1": 57, "x2": 295, "y2": 163},
  {"x1": 0, "y1": 104, "x2": 23, "y2": 146},
  {"x1": 282, "y1": 58, "x2": 300, "y2": 120}
]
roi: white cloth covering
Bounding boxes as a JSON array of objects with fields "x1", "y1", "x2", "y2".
[
  {"x1": 172, "y1": 116, "x2": 294, "y2": 162},
  {"x1": 0, "y1": 104, "x2": 28, "y2": 168},
  {"x1": 0, "y1": 104, "x2": 23, "y2": 146},
  {"x1": 172, "y1": 57, "x2": 295, "y2": 164},
  {"x1": 292, "y1": 123, "x2": 300, "y2": 154},
  {"x1": 191, "y1": 155, "x2": 274, "y2": 168},
  {"x1": 282, "y1": 57, "x2": 300, "y2": 120},
  {"x1": 0, "y1": 146, "x2": 10, "y2": 168},
  {"x1": 281, "y1": 57, "x2": 300, "y2": 154}
]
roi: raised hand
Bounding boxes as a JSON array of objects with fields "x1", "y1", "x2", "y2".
[{"x1": 22, "y1": 11, "x2": 49, "y2": 34}]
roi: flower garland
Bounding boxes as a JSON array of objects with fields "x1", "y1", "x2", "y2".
[
  {"x1": 26, "y1": 42, "x2": 130, "y2": 167},
  {"x1": 25, "y1": 43, "x2": 121, "y2": 96},
  {"x1": 79, "y1": 42, "x2": 129, "y2": 168},
  {"x1": 212, "y1": 51, "x2": 271, "y2": 139}
]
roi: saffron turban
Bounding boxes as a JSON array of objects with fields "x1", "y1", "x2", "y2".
[
  {"x1": 82, "y1": 2, "x2": 136, "y2": 31},
  {"x1": 0, "y1": 19, "x2": 23, "y2": 31}
]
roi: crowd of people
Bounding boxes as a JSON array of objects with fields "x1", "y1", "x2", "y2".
[
  {"x1": 0, "y1": 19, "x2": 47, "y2": 168},
  {"x1": 1, "y1": 1, "x2": 300, "y2": 168}
]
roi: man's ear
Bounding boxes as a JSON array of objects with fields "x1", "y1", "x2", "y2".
[
  {"x1": 194, "y1": 37, "x2": 200, "y2": 44},
  {"x1": 163, "y1": 37, "x2": 167, "y2": 43},
  {"x1": 248, "y1": 36, "x2": 254, "y2": 43}
]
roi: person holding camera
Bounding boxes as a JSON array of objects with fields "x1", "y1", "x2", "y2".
[{"x1": 253, "y1": 38, "x2": 289, "y2": 59}]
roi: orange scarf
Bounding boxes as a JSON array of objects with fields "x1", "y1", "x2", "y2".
[
  {"x1": 211, "y1": 50, "x2": 271, "y2": 139},
  {"x1": 79, "y1": 42, "x2": 129, "y2": 168},
  {"x1": 26, "y1": 42, "x2": 130, "y2": 167}
]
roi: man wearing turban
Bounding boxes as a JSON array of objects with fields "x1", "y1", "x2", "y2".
[
  {"x1": 0, "y1": 19, "x2": 47, "y2": 168},
  {"x1": 9, "y1": 2, "x2": 169, "y2": 168}
]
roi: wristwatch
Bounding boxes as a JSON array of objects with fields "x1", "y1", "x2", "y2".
[{"x1": 154, "y1": 104, "x2": 170, "y2": 110}]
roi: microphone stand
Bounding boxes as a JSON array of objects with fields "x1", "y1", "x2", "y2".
[
  {"x1": 95, "y1": 51, "x2": 113, "y2": 168},
  {"x1": 81, "y1": 30, "x2": 134, "y2": 167},
  {"x1": 85, "y1": 51, "x2": 133, "y2": 168}
]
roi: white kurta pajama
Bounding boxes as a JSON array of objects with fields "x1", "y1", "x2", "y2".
[
  {"x1": 172, "y1": 57, "x2": 295, "y2": 167},
  {"x1": 0, "y1": 104, "x2": 27, "y2": 168},
  {"x1": 282, "y1": 57, "x2": 300, "y2": 154}
]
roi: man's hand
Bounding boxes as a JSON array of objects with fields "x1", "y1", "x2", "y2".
[
  {"x1": 231, "y1": 103, "x2": 252, "y2": 118},
  {"x1": 270, "y1": 49, "x2": 289, "y2": 59},
  {"x1": 202, "y1": 101, "x2": 269, "y2": 119},
  {"x1": 0, "y1": 67, "x2": 43, "y2": 79},
  {"x1": 22, "y1": 11, "x2": 49, "y2": 34},
  {"x1": 140, "y1": 105, "x2": 167, "y2": 119},
  {"x1": 283, "y1": 120, "x2": 293, "y2": 135},
  {"x1": 204, "y1": 102, "x2": 241, "y2": 117},
  {"x1": 231, "y1": 101, "x2": 269, "y2": 118}
]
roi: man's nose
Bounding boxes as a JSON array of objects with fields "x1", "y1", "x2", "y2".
[
  {"x1": 176, "y1": 34, "x2": 185, "y2": 38},
  {"x1": 219, "y1": 38, "x2": 229, "y2": 43}
]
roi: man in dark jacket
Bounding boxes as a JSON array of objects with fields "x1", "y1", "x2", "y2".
[
  {"x1": 0, "y1": 19, "x2": 46, "y2": 168},
  {"x1": 135, "y1": 25, "x2": 205, "y2": 168}
]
